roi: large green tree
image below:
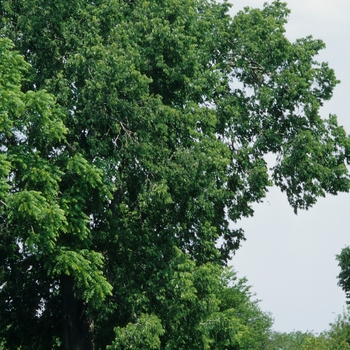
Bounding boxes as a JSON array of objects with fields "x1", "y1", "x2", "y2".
[{"x1": 1, "y1": 0, "x2": 350, "y2": 348}]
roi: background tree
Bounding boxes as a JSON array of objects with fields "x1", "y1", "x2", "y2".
[
  {"x1": 322, "y1": 308, "x2": 350, "y2": 349},
  {"x1": 337, "y1": 247, "x2": 350, "y2": 302},
  {"x1": 213, "y1": 268, "x2": 273, "y2": 349},
  {"x1": 1, "y1": 0, "x2": 350, "y2": 348},
  {"x1": 266, "y1": 308, "x2": 350, "y2": 350},
  {"x1": 266, "y1": 331, "x2": 331, "y2": 350}
]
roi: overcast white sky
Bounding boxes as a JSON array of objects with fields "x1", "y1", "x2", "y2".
[{"x1": 227, "y1": 0, "x2": 350, "y2": 334}]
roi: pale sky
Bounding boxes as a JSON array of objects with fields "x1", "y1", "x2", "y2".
[{"x1": 227, "y1": 0, "x2": 350, "y2": 333}]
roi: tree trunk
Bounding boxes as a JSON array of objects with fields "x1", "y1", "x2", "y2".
[{"x1": 61, "y1": 275, "x2": 94, "y2": 350}]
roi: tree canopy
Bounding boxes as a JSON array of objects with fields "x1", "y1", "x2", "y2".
[
  {"x1": 266, "y1": 308, "x2": 350, "y2": 350},
  {"x1": 1, "y1": 0, "x2": 350, "y2": 348}
]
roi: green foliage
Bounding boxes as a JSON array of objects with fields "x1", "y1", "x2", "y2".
[
  {"x1": 337, "y1": 247, "x2": 350, "y2": 303},
  {"x1": 0, "y1": 36, "x2": 112, "y2": 349},
  {"x1": 47, "y1": 248, "x2": 113, "y2": 305},
  {"x1": 107, "y1": 314, "x2": 164, "y2": 350},
  {"x1": 1, "y1": 0, "x2": 350, "y2": 348},
  {"x1": 107, "y1": 251, "x2": 272, "y2": 350},
  {"x1": 267, "y1": 331, "x2": 329, "y2": 350},
  {"x1": 216, "y1": 268, "x2": 273, "y2": 349},
  {"x1": 267, "y1": 309, "x2": 350, "y2": 350},
  {"x1": 151, "y1": 251, "x2": 248, "y2": 349},
  {"x1": 323, "y1": 308, "x2": 350, "y2": 349}
]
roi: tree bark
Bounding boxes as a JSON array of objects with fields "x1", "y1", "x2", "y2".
[{"x1": 61, "y1": 275, "x2": 94, "y2": 350}]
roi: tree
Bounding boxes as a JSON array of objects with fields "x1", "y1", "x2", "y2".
[
  {"x1": 266, "y1": 309, "x2": 350, "y2": 350},
  {"x1": 213, "y1": 267, "x2": 273, "y2": 349},
  {"x1": 106, "y1": 256, "x2": 272, "y2": 350},
  {"x1": 267, "y1": 330, "x2": 339, "y2": 350},
  {"x1": 266, "y1": 331, "x2": 321, "y2": 350},
  {"x1": 322, "y1": 308, "x2": 350, "y2": 349},
  {"x1": 337, "y1": 247, "x2": 350, "y2": 303},
  {"x1": 1, "y1": 0, "x2": 350, "y2": 348},
  {"x1": 0, "y1": 37, "x2": 112, "y2": 349}
]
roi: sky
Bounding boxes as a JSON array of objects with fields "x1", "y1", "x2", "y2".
[{"x1": 227, "y1": 0, "x2": 350, "y2": 334}]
